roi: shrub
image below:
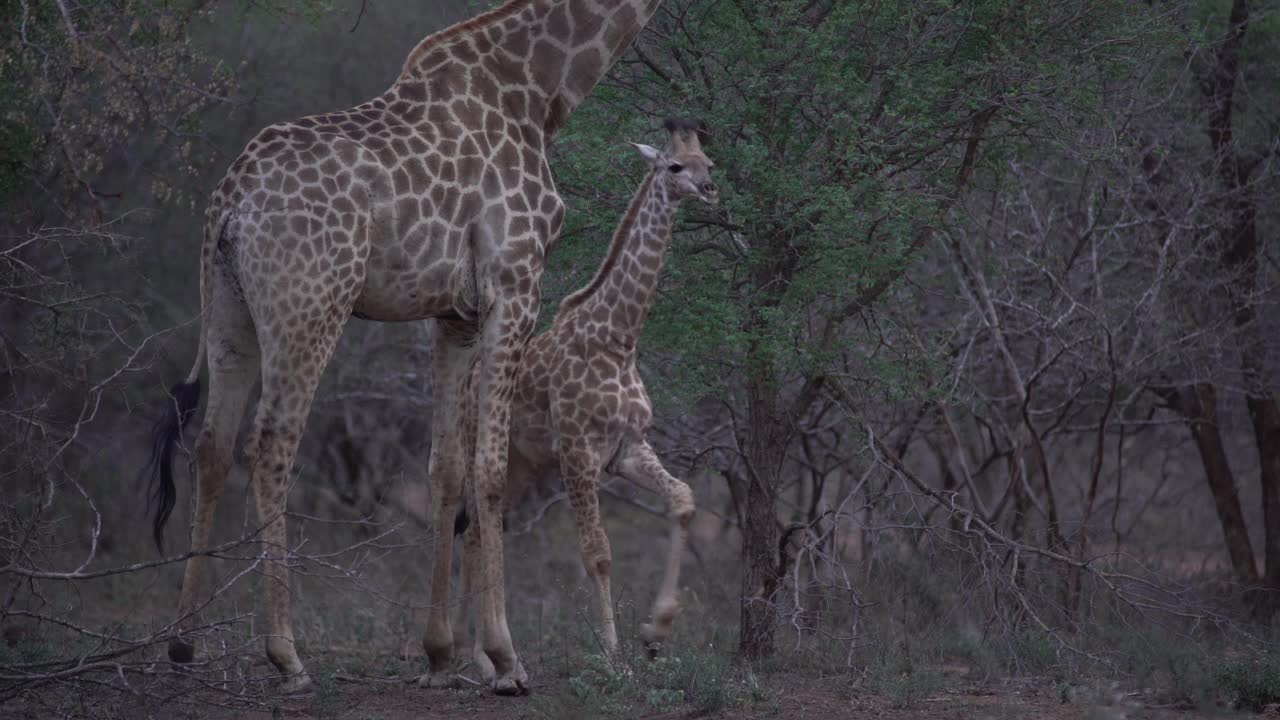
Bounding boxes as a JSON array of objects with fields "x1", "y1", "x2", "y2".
[{"x1": 1214, "y1": 654, "x2": 1280, "y2": 712}]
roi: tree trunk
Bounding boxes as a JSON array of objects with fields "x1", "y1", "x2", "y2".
[
  {"x1": 738, "y1": 353, "x2": 787, "y2": 659},
  {"x1": 1217, "y1": 156, "x2": 1279, "y2": 609},
  {"x1": 1166, "y1": 384, "x2": 1260, "y2": 585},
  {"x1": 1247, "y1": 395, "x2": 1280, "y2": 597},
  {"x1": 1197, "y1": 0, "x2": 1279, "y2": 612},
  {"x1": 1228, "y1": 212, "x2": 1280, "y2": 608}
]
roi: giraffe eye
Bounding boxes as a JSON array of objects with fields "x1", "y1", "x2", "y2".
[{"x1": 668, "y1": 163, "x2": 684, "y2": 174}]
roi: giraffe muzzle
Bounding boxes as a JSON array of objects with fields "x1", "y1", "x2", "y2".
[{"x1": 700, "y1": 182, "x2": 720, "y2": 205}]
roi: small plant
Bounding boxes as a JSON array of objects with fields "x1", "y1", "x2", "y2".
[
  {"x1": 0, "y1": 635, "x2": 55, "y2": 666},
  {"x1": 1011, "y1": 629, "x2": 1059, "y2": 676},
  {"x1": 1214, "y1": 654, "x2": 1280, "y2": 712},
  {"x1": 526, "y1": 645, "x2": 763, "y2": 718},
  {"x1": 646, "y1": 653, "x2": 738, "y2": 716},
  {"x1": 310, "y1": 663, "x2": 342, "y2": 720},
  {"x1": 863, "y1": 652, "x2": 943, "y2": 709},
  {"x1": 937, "y1": 628, "x2": 996, "y2": 678},
  {"x1": 882, "y1": 666, "x2": 943, "y2": 709}
]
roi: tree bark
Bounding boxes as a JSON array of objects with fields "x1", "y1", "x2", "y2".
[
  {"x1": 1198, "y1": 0, "x2": 1280, "y2": 610},
  {"x1": 1166, "y1": 384, "x2": 1260, "y2": 585},
  {"x1": 737, "y1": 348, "x2": 787, "y2": 659}
]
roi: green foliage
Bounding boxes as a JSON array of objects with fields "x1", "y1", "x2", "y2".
[
  {"x1": 1214, "y1": 654, "x2": 1280, "y2": 712},
  {"x1": 1128, "y1": 639, "x2": 1217, "y2": 709},
  {"x1": 550, "y1": 0, "x2": 1164, "y2": 408},
  {"x1": 0, "y1": 0, "x2": 330, "y2": 223},
  {"x1": 0, "y1": 0, "x2": 235, "y2": 221}
]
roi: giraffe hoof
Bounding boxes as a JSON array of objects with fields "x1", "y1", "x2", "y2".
[
  {"x1": 492, "y1": 666, "x2": 529, "y2": 696},
  {"x1": 168, "y1": 638, "x2": 195, "y2": 664},
  {"x1": 417, "y1": 670, "x2": 460, "y2": 689},
  {"x1": 280, "y1": 672, "x2": 314, "y2": 696},
  {"x1": 639, "y1": 623, "x2": 666, "y2": 659}
]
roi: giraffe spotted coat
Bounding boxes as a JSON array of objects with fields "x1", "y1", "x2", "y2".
[
  {"x1": 148, "y1": 0, "x2": 668, "y2": 697},
  {"x1": 455, "y1": 121, "x2": 718, "y2": 675}
]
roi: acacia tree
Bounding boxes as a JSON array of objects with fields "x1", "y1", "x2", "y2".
[{"x1": 552, "y1": 0, "x2": 1158, "y2": 657}]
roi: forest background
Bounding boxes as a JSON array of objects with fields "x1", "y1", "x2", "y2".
[{"x1": 3, "y1": 0, "x2": 1280, "y2": 717}]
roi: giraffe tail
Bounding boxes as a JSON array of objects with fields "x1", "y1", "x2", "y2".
[
  {"x1": 145, "y1": 379, "x2": 201, "y2": 552},
  {"x1": 143, "y1": 210, "x2": 224, "y2": 552}
]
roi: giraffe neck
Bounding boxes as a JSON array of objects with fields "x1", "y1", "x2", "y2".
[
  {"x1": 564, "y1": 174, "x2": 681, "y2": 346},
  {"x1": 399, "y1": 0, "x2": 664, "y2": 139}
]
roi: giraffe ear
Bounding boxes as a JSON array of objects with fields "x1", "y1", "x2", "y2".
[{"x1": 630, "y1": 143, "x2": 663, "y2": 168}]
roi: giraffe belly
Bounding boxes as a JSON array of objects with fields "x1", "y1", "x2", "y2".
[
  {"x1": 352, "y1": 263, "x2": 469, "y2": 321},
  {"x1": 353, "y1": 222, "x2": 477, "y2": 322},
  {"x1": 350, "y1": 161, "x2": 484, "y2": 321}
]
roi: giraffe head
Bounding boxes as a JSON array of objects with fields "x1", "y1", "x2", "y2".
[{"x1": 631, "y1": 118, "x2": 718, "y2": 205}]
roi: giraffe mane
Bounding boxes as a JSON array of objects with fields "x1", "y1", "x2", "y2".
[
  {"x1": 401, "y1": 0, "x2": 534, "y2": 76},
  {"x1": 558, "y1": 171, "x2": 657, "y2": 313}
]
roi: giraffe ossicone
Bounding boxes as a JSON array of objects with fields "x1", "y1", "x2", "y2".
[{"x1": 142, "y1": 0, "x2": 668, "y2": 697}]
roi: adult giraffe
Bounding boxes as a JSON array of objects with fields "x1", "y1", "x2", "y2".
[{"x1": 145, "y1": 0, "x2": 667, "y2": 696}]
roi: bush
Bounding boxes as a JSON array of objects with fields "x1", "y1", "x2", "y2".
[
  {"x1": 1214, "y1": 654, "x2": 1280, "y2": 712},
  {"x1": 528, "y1": 646, "x2": 767, "y2": 719}
]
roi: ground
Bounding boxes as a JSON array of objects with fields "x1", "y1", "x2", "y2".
[
  {"x1": 218, "y1": 671, "x2": 1252, "y2": 720},
  {"x1": 4, "y1": 654, "x2": 1257, "y2": 720},
  {"x1": 4, "y1": 476, "x2": 1271, "y2": 719}
]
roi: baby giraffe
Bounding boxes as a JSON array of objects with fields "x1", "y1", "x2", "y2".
[{"x1": 449, "y1": 118, "x2": 718, "y2": 681}]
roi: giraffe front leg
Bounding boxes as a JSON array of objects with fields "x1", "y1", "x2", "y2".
[
  {"x1": 460, "y1": 497, "x2": 497, "y2": 683},
  {"x1": 463, "y1": 449, "x2": 538, "y2": 683},
  {"x1": 612, "y1": 439, "x2": 694, "y2": 658},
  {"x1": 472, "y1": 294, "x2": 537, "y2": 696},
  {"x1": 562, "y1": 440, "x2": 620, "y2": 658}
]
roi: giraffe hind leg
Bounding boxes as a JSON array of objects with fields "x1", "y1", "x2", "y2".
[
  {"x1": 247, "y1": 298, "x2": 362, "y2": 693},
  {"x1": 170, "y1": 274, "x2": 260, "y2": 663},
  {"x1": 239, "y1": 241, "x2": 364, "y2": 693},
  {"x1": 419, "y1": 324, "x2": 476, "y2": 689}
]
